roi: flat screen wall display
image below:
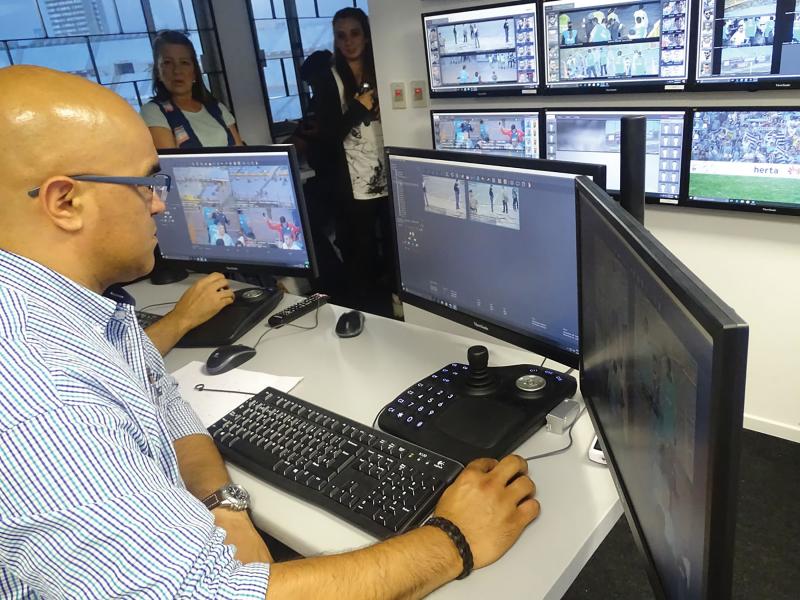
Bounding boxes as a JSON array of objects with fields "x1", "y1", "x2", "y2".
[
  {"x1": 687, "y1": 108, "x2": 800, "y2": 215},
  {"x1": 542, "y1": 0, "x2": 692, "y2": 93},
  {"x1": 695, "y1": 0, "x2": 800, "y2": 89},
  {"x1": 423, "y1": 2, "x2": 541, "y2": 97}
]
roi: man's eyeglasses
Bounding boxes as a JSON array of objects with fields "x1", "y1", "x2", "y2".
[{"x1": 27, "y1": 173, "x2": 172, "y2": 204}]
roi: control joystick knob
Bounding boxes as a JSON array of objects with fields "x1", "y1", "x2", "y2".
[{"x1": 466, "y1": 345, "x2": 494, "y2": 388}]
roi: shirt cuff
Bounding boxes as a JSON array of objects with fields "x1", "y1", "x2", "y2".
[{"x1": 219, "y1": 561, "x2": 270, "y2": 600}]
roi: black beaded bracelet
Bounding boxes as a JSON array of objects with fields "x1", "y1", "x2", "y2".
[{"x1": 425, "y1": 516, "x2": 474, "y2": 580}]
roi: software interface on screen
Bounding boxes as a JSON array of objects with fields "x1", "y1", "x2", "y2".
[
  {"x1": 543, "y1": 0, "x2": 691, "y2": 89},
  {"x1": 389, "y1": 155, "x2": 581, "y2": 356},
  {"x1": 155, "y1": 151, "x2": 311, "y2": 269},
  {"x1": 580, "y1": 190, "x2": 714, "y2": 598},
  {"x1": 424, "y1": 3, "x2": 539, "y2": 94},
  {"x1": 696, "y1": 0, "x2": 800, "y2": 86},
  {"x1": 433, "y1": 111, "x2": 540, "y2": 158},
  {"x1": 688, "y1": 110, "x2": 800, "y2": 209},
  {"x1": 545, "y1": 110, "x2": 686, "y2": 199}
]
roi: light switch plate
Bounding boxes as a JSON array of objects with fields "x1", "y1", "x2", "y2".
[
  {"x1": 410, "y1": 80, "x2": 427, "y2": 108},
  {"x1": 390, "y1": 82, "x2": 406, "y2": 109}
]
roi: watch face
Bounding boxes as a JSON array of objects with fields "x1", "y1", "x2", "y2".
[{"x1": 222, "y1": 484, "x2": 249, "y2": 509}]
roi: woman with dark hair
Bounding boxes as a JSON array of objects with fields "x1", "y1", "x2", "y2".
[
  {"x1": 299, "y1": 8, "x2": 396, "y2": 316},
  {"x1": 140, "y1": 30, "x2": 243, "y2": 148}
]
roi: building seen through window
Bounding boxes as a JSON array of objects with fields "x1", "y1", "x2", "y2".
[{"x1": 1, "y1": 0, "x2": 226, "y2": 111}]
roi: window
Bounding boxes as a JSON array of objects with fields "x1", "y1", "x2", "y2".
[
  {"x1": 248, "y1": 0, "x2": 367, "y2": 136},
  {"x1": 0, "y1": 1, "x2": 228, "y2": 112}
]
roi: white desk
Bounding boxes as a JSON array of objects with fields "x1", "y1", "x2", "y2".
[{"x1": 127, "y1": 276, "x2": 622, "y2": 600}]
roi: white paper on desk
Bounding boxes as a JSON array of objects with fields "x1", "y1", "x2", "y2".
[{"x1": 172, "y1": 361, "x2": 303, "y2": 428}]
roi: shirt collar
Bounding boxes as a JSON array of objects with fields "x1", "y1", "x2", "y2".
[{"x1": 0, "y1": 250, "x2": 132, "y2": 327}]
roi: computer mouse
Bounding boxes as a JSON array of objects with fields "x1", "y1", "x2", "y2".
[
  {"x1": 335, "y1": 310, "x2": 365, "y2": 338},
  {"x1": 205, "y1": 344, "x2": 257, "y2": 375}
]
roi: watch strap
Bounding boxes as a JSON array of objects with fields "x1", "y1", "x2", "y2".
[{"x1": 201, "y1": 489, "x2": 224, "y2": 510}]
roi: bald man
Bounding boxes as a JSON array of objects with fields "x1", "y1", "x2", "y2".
[{"x1": 0, "y1": 66, "x2": 540, "y2": 598}]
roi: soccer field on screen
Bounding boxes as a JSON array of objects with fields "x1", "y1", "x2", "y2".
[{"x1": 689, "y1": 173, "x2": 800, "y2": 205}]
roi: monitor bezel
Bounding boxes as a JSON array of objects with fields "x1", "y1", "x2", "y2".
[
  {"x1": 429, "y1": 108, "x2": 543, "y2": 158},
  {"x1": 690, "y1": 1, "x2": 800, "y2": 92},
  {"x1": 155, "y1": 145, "x2": 319, "y2": 279},
  {"x1": 681, "y1": 106, "x2": 800, "y2": 217},
  {"x1": 540, "y1": 0, "x2": 693, "y2": 96},
  {"x1": 386, "y1": 146, "x2": 607, "y2": 369},
  {"x1": 421, "y1": 0, "x2": 544, "y2": 99},
  {"x1": 542, "y1": 106, "x2": 690, "y2": 202},
  {"x1": 575, "y1": 175, "x2": 748, "y2": 599}
]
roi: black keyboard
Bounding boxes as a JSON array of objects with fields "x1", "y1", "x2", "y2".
[
  {"x1": 208, "y1": 387, "x2": 464, "y2": 538},
  {"x1": 135, "y1": 310, "x2": 162, "y2": 328}
]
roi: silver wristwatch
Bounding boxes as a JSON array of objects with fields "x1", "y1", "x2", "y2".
[{"x1": 201, "y1": 483, "x2": 250, "y2": 511}]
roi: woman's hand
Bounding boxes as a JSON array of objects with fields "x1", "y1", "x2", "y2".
[{"x1": 355, "y1": 89, "x2": 375, "y2": 111}]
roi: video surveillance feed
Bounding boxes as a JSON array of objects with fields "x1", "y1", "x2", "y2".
[
  {"x1": 423, "y1": 3, "x2": 539, "y2": 95},
  {"x1": 696, "y1": 0, "x2": 800, "y2": 87},
  {"x1": 688, "y1": 109, "x2": 800, "y2": 210},
  {"x1": 156, "y1": 151, "x2": 311, "y2": 269},
  {"x1": 433, "y1": 111, "x2": 540, "y2": 158},
  {"x1": 545, "y1": 110, "x2": 686, "y2": 199},
  {"x1": 543, "y1": 0, "x2": 691, "y2": 91}
]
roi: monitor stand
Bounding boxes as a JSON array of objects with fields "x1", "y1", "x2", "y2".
[
  {"x1": 377, "y1": 345, "x2": 577, "y2": 464},
  {"x1": 149, "y1": 246, "x2": 188, "y2": 285}
]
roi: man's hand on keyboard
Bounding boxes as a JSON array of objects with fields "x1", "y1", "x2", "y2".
[
  {"x1": 170, "y1": 272, "x2": 235, "y2": 331},
  {"x1": 144, "y1": 273, "x2": 235, "y2": 356},
  {"x1": 433, "y1": 454, "x2": 539, "y2": 570}
]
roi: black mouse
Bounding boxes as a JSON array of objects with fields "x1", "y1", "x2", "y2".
[
  {"x1": 335, "y1": 310, "x2": 365, "y2": 338},
  {"x1": 205, "y1": 344, "x2": 257, "y2": 375}
]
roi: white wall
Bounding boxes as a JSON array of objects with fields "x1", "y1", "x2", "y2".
[{"x1": 369, "y1": 0, "x2": 800, "y2": 442}]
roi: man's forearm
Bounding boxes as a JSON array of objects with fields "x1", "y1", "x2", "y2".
[
  {"x1": 267, "y1": 525, "x2": 461, "y2": 600},
  {"x1": 144, "y1": 311, "x2": 192, "y2": 357},
  {"x1": 174, "y1": 434, "x2": 273, "y2": 563},
  {"x1": 174, "y1": 433, "x2": 230, "y2": 499}
]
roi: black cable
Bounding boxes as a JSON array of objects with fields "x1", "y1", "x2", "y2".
[
  {"x1": 253, "y1": 297, "x2": 324, "y2": 348},
  {"x1": 540, "y1": 357, "x2": 547, "y2": 367},
  {"x1": 137, "y1": 301, "x2": 176, "y2": 312},
  {"x1": 522, "y1": 405, "x2": 586, "y2": 462}
]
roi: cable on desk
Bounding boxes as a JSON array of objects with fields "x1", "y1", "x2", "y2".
[
  {"x1": 253, "y1": 297, "x2": 324, "y2": 348},
  {"x1": 522, "y1": 405, "x2": 586, "y2": 462},
  {"x1": 137, "y1": 301, "x2": 177, "y2": 312},
  {"x1": 540, "y1": 357, "x2": 547, "y2": 367}
]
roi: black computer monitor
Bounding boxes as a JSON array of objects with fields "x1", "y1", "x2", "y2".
[
  {"x1": 694, "y1": 0, "x2": 800, "y2": 90},
  {"x1": 542, "y1": 0, "x2": 691, "y2": 93},
  {"x1": 544, "y1": 109, "x2": 688, "y2": 201},
  {"x1": 387, "y1": 147, "x2": 606, "y2": 369},
  {"x1": 431, "y1": 109, "x2": 541, "y2": 158},
  {"x1": 154, "y1": 145, "x2": 317, "y2": 278},
  {"x1": 422, "y1": 2, "x2": 541, "y2": 97},
  {"x1": 686, "y1": 108, "x2": 800, "y2": 215},
  {"x1": 576, "y1": 176, "x2": 748, "y2": 599}
]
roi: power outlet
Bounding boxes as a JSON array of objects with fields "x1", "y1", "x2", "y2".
[
  {"x1": 410, "y1": 80, "x2": 427, "y2": 108},
  {"x1": 390, "y1": 82, "x2": 406, "y2": 109}
]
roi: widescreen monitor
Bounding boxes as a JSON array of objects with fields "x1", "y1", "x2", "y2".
[
  {"x1": 542, "y1": 0, "x2": 691, "y2": 93},
  {"x1": 695, "y1": 0, "x2": 800, "y2": 90},
  {"x1": 387, "y1": 147, "x2": 606, "y2": 369},
  {"x1": 422, "y1": 2, "x2": 541, "y2": 97},
  {"x1": 687, "y1": 108, "x2": 800, "y2": 215},
  {"x1": 431, "y1": 109, "x2": 541, "y2": 158},
  {"x1": 576, "y1": 176, "x2": 748, "y2": 599},
  {"x1": 155, "y1": 146, "x2": 317, "y2": 277},
  {"x1": 544, "y1": 109, "x2": 687, "y2": 201}
]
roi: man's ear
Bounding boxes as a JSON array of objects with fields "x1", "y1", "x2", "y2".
[{"x1": 37, "y1": 177, "x2": 84, "y2": 233}]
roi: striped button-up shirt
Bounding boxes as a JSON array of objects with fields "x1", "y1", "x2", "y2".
[{"x1": 0, "y1": 251, "x2": 269, "y2": 598}]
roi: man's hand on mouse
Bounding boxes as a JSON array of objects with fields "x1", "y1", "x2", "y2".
[
  {"x1": 432, "y1": 454, "x2": 539, "y2": 569},
  {"x1": 170, "y1": 273, "x2": 235, "y2": 332}
]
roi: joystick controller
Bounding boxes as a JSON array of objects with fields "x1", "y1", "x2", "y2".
[{"x1": 465, "y1": 345, "x2": 496, "y2": 392}]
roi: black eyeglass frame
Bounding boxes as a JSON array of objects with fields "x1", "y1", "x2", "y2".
[{"x1": 27, "y1": 174, "x2": 172, "y2": 199}]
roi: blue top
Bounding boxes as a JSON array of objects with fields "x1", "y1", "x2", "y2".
[{"x1": 0, "y1": 250, "x2": 269, "y2": 598}]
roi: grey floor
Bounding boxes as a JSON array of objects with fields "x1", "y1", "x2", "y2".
[{"x1": 564, "y1": 429, "x2": 800, "y2": 599}]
